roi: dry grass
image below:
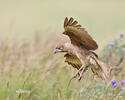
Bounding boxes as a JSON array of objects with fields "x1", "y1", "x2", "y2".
[{"x1": 0, "y1": 34, "x2": 124, "y2": 100}]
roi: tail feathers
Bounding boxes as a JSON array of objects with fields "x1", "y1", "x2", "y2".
[
  {"x1": 92, "y1": 57, "x2": 123, "y2": 82},
  {"x1": 89, "y1": 55, "x2": 111, "y2": 81},
  {"x1": 95, "y1": 58, "x2": 111, "y2": 81}
]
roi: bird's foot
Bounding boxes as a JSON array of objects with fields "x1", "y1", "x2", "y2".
[
  {"x1": 78, "y1": 72, "x2": 83, "y2": 81},
  {"x1": 74, "y1": 67, "x2": 83, "y2": 78},
  {"x1": 78, "y1": 76, "x2": 82, "y2": 81},
  {"x1": 78, "y1": 66, "x2": 86, "y2": 81}
]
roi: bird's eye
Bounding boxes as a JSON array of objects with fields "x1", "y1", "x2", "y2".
[
  {"x1": 56, "y1": 47, "x2": 59, "y2": 49},
  {"x1": 60, "y1": 45, "x2": 64, "y2": 49},
  {"x1": 56, "y1": 45, "x2": 64, "y2": 50}
]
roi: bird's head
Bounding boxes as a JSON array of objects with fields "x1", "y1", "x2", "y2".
[{"x1": 54, "y1": 42, "x2": 70, "y2": 54}]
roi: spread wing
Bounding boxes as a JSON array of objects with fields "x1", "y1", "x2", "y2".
[
  {"x1": 64, "y1": 54, "x2": 82, "y2": 70},
  {"x1": 64, "y1": 54, "x2": 89, "y2": 73},
  {"x1": 63, "y1": 17, "x2": 98, "y2": 50}
]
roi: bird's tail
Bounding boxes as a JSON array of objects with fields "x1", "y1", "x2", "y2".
[
  {"x1": 93, "y1": 57, "x2": 111, "y2": 82},
  {"x1": 90, "y1": 54, "x2": 123, "y2": 82}
]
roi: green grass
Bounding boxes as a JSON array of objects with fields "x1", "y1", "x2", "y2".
[
  {"x1": 0, "y1": 36, "x2": 125, "y2": 100},
  {"x1": 0, "y1": 0, "x2": 125, "y2": 100}
]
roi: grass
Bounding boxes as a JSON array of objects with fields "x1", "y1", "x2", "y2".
[
  {"x1": 0, "y1": 0, "x2": 125, "y2": 99},
  {"x1": 0, "y1": 34, "x2": 125, "y2": 100}
]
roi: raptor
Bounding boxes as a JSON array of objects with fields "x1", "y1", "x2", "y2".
[{"x1": 54, "y1": 17, "x2": 119, "y2": 83}]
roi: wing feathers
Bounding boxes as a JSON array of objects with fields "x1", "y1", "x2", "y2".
[
  {"x1": 75, "y1": 25, "x2": 82, "y2": 28},
  {"x1": 63, "y1": 17, "x2": 98, "y2": 50},
  {"x1": 71, "y1": 21, "x2": 78, "y2": 26},
  {"x1": 67, "y1": 17, "x2": 74, "y2": 25},
  {"x1": 64, "y1": 17, "x2": 68, "y2": 28}
]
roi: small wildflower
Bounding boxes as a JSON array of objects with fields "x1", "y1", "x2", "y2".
[
  {"x1": 109, "y1": 42, "x2": 115, "y2": 48},
  {"x1": 112, "y1": 79, "x2": 117, "y2": 88},
  {"x1": 120, "y1": 33, "x2": 124, "y2": 38},
  {"x1": 121, "y1": 80, "x2": 125, "y2": 85}
]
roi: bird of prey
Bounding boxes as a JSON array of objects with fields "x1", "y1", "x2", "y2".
[{"x1": 54, "y1": 17, "x2": 117, "y2": 83}]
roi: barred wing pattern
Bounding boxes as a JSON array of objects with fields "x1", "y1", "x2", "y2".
[{"x1": 63, "y1": 17, "x2": 98, "y2": 50}]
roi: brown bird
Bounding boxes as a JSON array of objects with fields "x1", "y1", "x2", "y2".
[{"x1": 54, "y1": 17, "x2": 116, "y2": 83}]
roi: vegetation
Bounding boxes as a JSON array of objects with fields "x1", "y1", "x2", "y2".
[
  {"x1": 0, "y1": 33, "x2": 124, "y2": 100},
  {"x1": 0, "y1": 0, "x2": 125, "y2": 100}
]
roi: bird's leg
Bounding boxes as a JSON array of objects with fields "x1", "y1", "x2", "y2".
[
  {"x1": 72, "y1": 66, "x2": 84, "y2": 79},
  {"x1": 67, "y1": 67, "x2": 84, "y2": 89},
  {"x1": 78, "y1": 65, "x2": 87, "y2": 81}
]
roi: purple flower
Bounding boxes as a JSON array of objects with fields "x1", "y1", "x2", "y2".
[
  {"x1": 112, "y1": 80, "x2": 117, "y2": 88},
  {"x1": 120, "y1": 33, "x2": 124, "y2": 38},
  {"x1": 109, "y1": 42, "x2": 115, "y2": 48},
  {"x1": 121, "y1": 80, "x2": 125, "y2": 85}
]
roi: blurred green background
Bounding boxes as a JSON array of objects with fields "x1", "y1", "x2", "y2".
[
  {"x1": 0, "y1": 0, "x2": 125, "y2": 50},
  {"x1": 0, "y1": 0, "x2": 125, "y2": 100}
]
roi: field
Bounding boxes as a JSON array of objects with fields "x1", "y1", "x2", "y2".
[{"x1": 0, "y1": 0, "x2": 125, "y2": 100}]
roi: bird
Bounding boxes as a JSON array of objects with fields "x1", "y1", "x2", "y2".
[{"x1": 54, "y1": 17, "x2": 119, "y2": 84}]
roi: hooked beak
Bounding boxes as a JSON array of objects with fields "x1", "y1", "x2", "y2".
[{"x1": 54, "y1": 48, "x2": 62, "y2": 54}]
